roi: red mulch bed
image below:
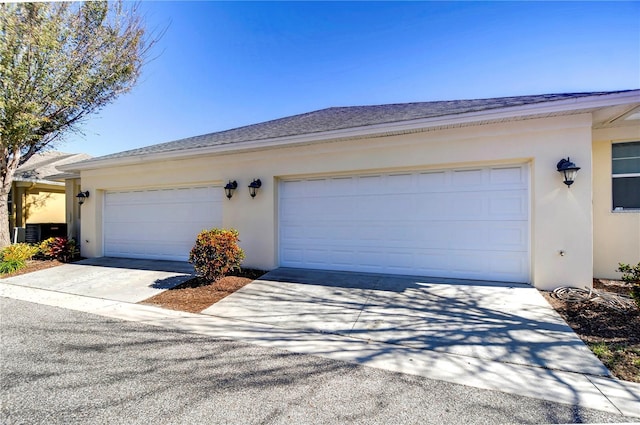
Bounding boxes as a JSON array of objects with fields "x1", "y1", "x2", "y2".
[{"x1": 140, "y1": 269, "x2": 266, "y2": 313}]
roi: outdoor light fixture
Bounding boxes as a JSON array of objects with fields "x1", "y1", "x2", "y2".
[
  {"x1": 556, "y1": 157, "x2": 581, "y2": 187},
  {"x1": 224, "y1": 180, "x2": 238, "y2": 199},
  {"x1": 248, "y1": 179, "x2": 262, "y2": 198},
  {"x1": 76, "y1": 191, "x2": 90, "y2": 205}
]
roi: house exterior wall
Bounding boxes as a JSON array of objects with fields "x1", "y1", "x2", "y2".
[
  {"x1": 65, "y1": 178, "x2": 82, "y2": 243},
  {"x1": 592, "y1": 126, "x2": 640, "y2": 279},
  {"x1": 78, "y1": 114, "x2": 594, "y2": 290},
  {"x1": 10, "y1": 183, "x2": 65, "y2": 239},
  {"x1": 24, "y1": 192, "x2": 65, "y2": 224}
]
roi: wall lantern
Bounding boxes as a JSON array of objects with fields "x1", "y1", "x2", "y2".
[
  {"x1": 224, "y1": 180, "x2": 238, "y2": 199},
  {"x1": 76, "y1": 191, "x2": 90, "y2": 205},
  {"x1": 248, "y1": 179, "x2": 262, "y2": 198},
  {"x1": 556, "y1": 157, "x2": 581, "y2": 187}
]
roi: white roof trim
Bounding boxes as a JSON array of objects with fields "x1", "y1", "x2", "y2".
[
  {"x1": 64, "y1": 90, "x2": 640, "y2": 171},
  {"x1": 13, "y1": 178, "x2": 65, "y2": 186}
]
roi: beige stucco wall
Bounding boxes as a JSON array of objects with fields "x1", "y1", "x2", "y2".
[
  {"x1": 77, "y1": 114, "x2": 594, "y2": 290},
  {"x1": 24, "y1": 192, "x2": 65, "y2": 224},
  {"x1": 592, "y1": 126, "x2": 640, "y2": 279}
]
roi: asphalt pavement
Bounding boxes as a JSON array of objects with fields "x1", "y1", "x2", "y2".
[{"x1": 1, "y1": 298, "x2": 636, "y2": 425}]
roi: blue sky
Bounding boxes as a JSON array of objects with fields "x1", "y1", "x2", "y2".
[{"x1": 60, "y1": 1, "x2": 640, "y2": 157}]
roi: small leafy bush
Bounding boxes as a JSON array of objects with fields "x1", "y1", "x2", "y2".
[
  {"x1": 1, "y1": 243, "x2": 39, "y2": 262},
  {"x1": 617, "y1": 262, "x2": 640, "y2": 308},
  {"x1": 39, "y1": 237, "x2": 79, "y2": 263},
  {"x1": 189, "y1": 228, "x2": 245, "y2": 282},
  {"x1": 0, "y1": 259, "x2": 26, "y2": 274}
]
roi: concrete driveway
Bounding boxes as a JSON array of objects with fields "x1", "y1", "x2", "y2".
[
  {"x1": 202, "y1": 268, "x2": 609, "y2": 377},
  {"x1": 3, "y1": 297, "x2": 633, "y2": 425},
  {"x1": 3, "y1": 263, "x2": 638, "y2": 416},
  {"x1": 2, "y1": 261, "x2": 608, "y2": 377},
  {"x1": 0, "y1": 257, "x2": 194, "y2": 303}
]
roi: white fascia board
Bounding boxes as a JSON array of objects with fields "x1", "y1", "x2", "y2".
[
  {"x1": 14, "y1": 179, "x2": 65, "y2": 187},
  {"x1": 45, "y1": 172, "x2": 81, "y2": 181},
  {"x1": 65, "y1": 90, "x2": 640, "y2": 172}
]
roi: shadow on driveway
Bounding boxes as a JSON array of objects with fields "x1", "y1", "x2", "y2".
[{"x1": 203, "y1": 268, "x2": 609, "y2": 377}]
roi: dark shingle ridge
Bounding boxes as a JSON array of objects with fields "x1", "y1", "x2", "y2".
[{"x1": 93, "y1": 91, "x2": 632, "y2": 161}]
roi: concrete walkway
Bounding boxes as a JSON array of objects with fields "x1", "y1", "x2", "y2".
[
  {"x1": 1, "y1": 262, "x2": 639, "y2": 418},
  {"x1": 0, "y1": 257, "x2": 194, "y2": 302}
]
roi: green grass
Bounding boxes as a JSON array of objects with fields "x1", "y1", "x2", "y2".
[
  {"x1": 588, "y1": 342, "x2": 640, "y2": 382},
  {"x1": 590, "y1": 342, "x2": 611, "y2": 357}
]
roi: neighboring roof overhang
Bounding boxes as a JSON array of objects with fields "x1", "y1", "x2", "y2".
[
  {"x1": 13, "y1": 178, "x2": 65, "y2": 186},
  {"x1": 45, "y1": 171, "x2": 81, "y2": 181},
  {"x1": 13, "y1": 179, "x2": 66, "y2": 194},
  {"x1": 62, "y1": 90, "x2": 640, "y2": 172}
]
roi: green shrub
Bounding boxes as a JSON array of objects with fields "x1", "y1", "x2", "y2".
[
  {"x1": 189, "y1": 228, "x2": 245, "y2": 282},
  {"x1": 617, "y1": 262, "x2": 640, "y2": 308},
  {"x1": 0, "y1": 259, "x2": 26, "y2": 274},
  {"x1": 39, "y1": 237, "x2": 79, "y2": 263},
  {"x1": 1, "y1": 243, "x2": 39, "y2": 262}
]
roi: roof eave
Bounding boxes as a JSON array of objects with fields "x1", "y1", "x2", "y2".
[
  {"x1": 13, "y1": 178, "x2": 66, "y2": 187},
  {"x1": 45, "y1": 172, "x2": 81, "y2": 181},
  {"x1": 62, "y1": 89, "x2": 640, "y2": 172}
]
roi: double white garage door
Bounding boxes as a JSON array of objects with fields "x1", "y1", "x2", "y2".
[
  {"x1": 104, "y1": 186, "x2": 222, "y2": 261},
  {"x1": 280, "y1": 164, "x2": 530, "y2": 283},
  {"x1": 103, "y1": 164, "x2": 529, "y2": 282}
]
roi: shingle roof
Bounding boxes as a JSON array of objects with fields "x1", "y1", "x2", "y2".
[
  {"x1": 15, "y1": 152, "x2": 92, "y2": 183},
  {"x1": 86, "y1": 91, "x2": 634, "y2": 163}
]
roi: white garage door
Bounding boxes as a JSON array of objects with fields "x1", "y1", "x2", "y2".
[
  {"x1": 104, "y1": 186, "x2": 223, "y2": 261},
  {"x1": 279, "y1": 165, "x2": 530, "y2": 283}
]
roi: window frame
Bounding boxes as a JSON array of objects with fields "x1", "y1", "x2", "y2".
[{"x1": 612, "y1": 141, "x2": 640, "y2": 212}]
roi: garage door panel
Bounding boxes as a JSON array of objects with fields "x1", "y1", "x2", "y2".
[
  {"x1": 324, "y1": 197, "x2": 357, "y2": 217},
  {"x1": 385, "y1": 251, "x2": 417, "y2": 270},
  {"x1": 284, "y1": 222, "x2": 528, "y2": 254},
  {"x1": 451, "y1": 252, "x2": 486, "y2": 274},
  {"x1": 451, "y1": 195, "x2": 486, "y2": 217},
  {"x1": 417, "y1": 171, "x2": 447, "y2": 189},
  {"x1": 489, "y1": 222, "x2": 528, "y2": 250},
  {"x1": 329, "y1": 177, "x2": 356, "y2": 194},
  {"x1": 413, "y1": 251, "x2": 450, "y2": 275},
  {"x1": 354, "y1": 250, "x2": 386, "y2": 270},
  {"x1": 329, "y1": 250, "x2": 356, "y2": 266},
  {"x1": 306, "y1": 225, "x2": 335, "y2": 240},
  {"x1": 279, "y1": 200, "x2": 307, "y2": 218},
  {"x1": 490, "y1": 166, "x2": 526, "y2": 185},
  {"x1": 281, "y1": 224, "x2": 306, "y2": 241},
  {"x1": 305, "y1": 248, "x2": 330, "y2": 265},
  {"x1": 452, "y1": 169, "x2": 484, "y2": 186},
  {"x1": 280, "y1": 180, "x2": 307, "y2": 197},
  {"x1": 280, "y1": 165, "x2": 530, "y2": 283},
  {"x1": 489, "y1": 193, "x2": 528, "y2": 216},
  {"x1": 357, "y1": 175, "x2": 384, "y2": 194},
  {"x1": 382, "y1": 194, "x2": 416, "y2": 215},
  {"x1": 104, "y1": 186, "x2": 222, "y2": 261},
  {"x1": 384, "y1": 174, "x2": 414, "y2": 195},
  {"x1": 489, "y1": 253, "x2": 528, "y2": 277},
  {"x1": 281, "y1": 247, "x2": 303, "y2": 264},
  {"x1": 415, "y1": 194, "x2": 449, "y2": 216}
]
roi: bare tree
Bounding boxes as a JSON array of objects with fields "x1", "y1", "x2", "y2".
[{"x1": 0, "y1": 1, "x2": 154, "y2": 247}]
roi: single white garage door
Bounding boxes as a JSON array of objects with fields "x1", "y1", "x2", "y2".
[
  {"x1": 279, "y1": 165, "x2": 530, "y2": 283},
  {"x1": 104, "y1": 186, "x2": 223, "y2": 261}
]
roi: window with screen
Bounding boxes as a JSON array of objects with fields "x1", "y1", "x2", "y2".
[{"x1": 612, "y1": 141, "x2": 640, "y2": 210}]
